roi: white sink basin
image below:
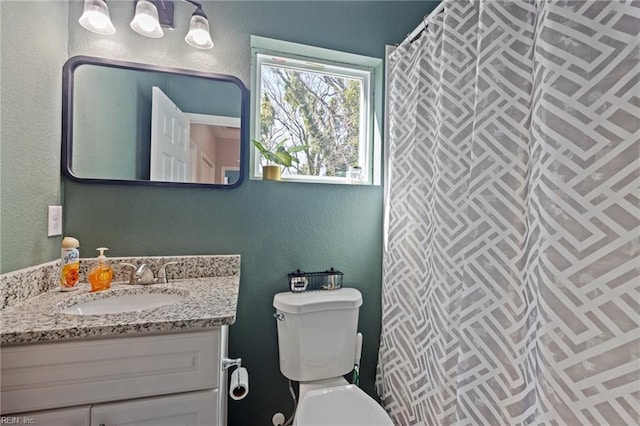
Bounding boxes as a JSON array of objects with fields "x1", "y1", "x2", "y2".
[{"x1": 60, "y1": 293, "x2": 187, "y2": 315}]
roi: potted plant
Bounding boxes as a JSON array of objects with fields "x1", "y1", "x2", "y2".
[{"x1": 252, "y1": 139, "x2": 308, "y2": 181}]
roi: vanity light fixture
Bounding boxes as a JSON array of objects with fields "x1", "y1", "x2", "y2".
[
  {"x1": 130, "y1": 0, "x2": 165, "y2": 38},
  {"x1": 79, "y1": 0, "x2": 116, "y2": 35},
  {"x1": 79, "y1": 0, "x2": 213, "y2": 49},
  {"x1": 184, "y1": 5, "x2": 214, "y2": 49}
]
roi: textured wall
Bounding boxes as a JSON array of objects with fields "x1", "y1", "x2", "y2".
[
  {"x1": 0, "y1": 1, "x2": 68, "y2": 273},
  {"x1": 73, "y1": 64, "x2": 140, "y2": 179},
  {"x1": 4, "y1": 1, "x2": 438, "y2": 424}
]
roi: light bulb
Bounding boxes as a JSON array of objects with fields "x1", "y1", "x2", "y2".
[
  {"x1": 185, "y1": 10, "x2": 213, "y2": 49},
  {"x1": 130, "y1": 0, "x2": 164, "y2": 38},
  {"x1": 79, "y1": 0, "x2": 115, "y2": 35}
]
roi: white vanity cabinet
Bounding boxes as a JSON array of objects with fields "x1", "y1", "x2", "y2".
[{"x1": 1, "y1": 328, "x2": 228, "y2": 426}]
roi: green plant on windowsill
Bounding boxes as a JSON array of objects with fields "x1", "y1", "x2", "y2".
[{"x1": 252, "y1": 139, "x2": 308, "y2": 181}]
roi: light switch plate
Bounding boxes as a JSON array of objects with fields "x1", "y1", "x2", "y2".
[{"x1": 48, "y1": 205, "x2": 62, "y2": 237}]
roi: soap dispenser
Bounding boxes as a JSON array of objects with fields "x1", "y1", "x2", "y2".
[{"x1": 89, "y1": 247, "x2": 113, "y2": 292}]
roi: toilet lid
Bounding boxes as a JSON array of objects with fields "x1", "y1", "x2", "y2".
[{"x1": 295, "y1": 385, "x2": 393, "y2": 426}]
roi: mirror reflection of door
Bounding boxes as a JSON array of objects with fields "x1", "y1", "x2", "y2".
[
  {"x1": 198, "y1": 152, "x2": 215, "y2": 183},
  {"x1": 151, "y1": 90, "x2": 241, "y2": 185},
  {"x1": 150, "y1": 87, "x2": 190, "y2": 182},
  {"x1": 186, "y1": 113, "x2": 241, "y2": 185}
]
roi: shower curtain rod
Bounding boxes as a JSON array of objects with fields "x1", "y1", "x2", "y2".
[{"x1": 407, "y1": 2, "x2": 445, "y2": 43}]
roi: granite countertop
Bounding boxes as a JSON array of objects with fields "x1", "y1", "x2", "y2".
[
  {"x1": 0, "y1": 278, "x2": 239, "y2": 345},
  {"x1": 0, "y1": 255, "x2": 241, "y2": 345}
]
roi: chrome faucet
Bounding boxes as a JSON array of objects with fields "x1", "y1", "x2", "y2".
[
  {"x1": 132, "y1": 263, "x2": 156, "y2": 285},
  {"x1": 121, "y1": 261, "x2": 179, "y2": 285}
]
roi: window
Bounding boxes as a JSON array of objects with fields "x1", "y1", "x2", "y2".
[{"x1": 251, "y1": 36, "x2": 382, "y2": 185}]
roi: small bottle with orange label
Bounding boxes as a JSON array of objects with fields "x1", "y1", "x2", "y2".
[{"x1": 60, "y1": 237, "x2": 80, "y2": 291}]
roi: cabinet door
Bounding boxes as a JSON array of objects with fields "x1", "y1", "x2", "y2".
[
  {"x1": 1, "y1": 330, "x2": 220, "y2": 414},
  {"x1": 11, "y1": 406, "x2": 91, "y2": 426},
  {"x1": 90, "y1": 389, "x2": 218, "y2": 426}
]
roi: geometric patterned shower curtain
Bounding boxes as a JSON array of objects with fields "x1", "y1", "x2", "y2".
[{"x1": 376, "y1": 1, "x2": 640, "y2": 424}]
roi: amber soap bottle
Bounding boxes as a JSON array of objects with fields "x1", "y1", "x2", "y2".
[{"x1": 88, "y1": 247, "x2": 113, "y2": 292}]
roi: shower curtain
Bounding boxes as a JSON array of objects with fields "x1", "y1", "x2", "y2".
[{"x1": 376, "y1": 0, "x2": 639, "y2": 425}]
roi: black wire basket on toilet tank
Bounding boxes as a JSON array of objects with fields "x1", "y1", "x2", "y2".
[{"x1": 288, "y1": 268, "x2": 344, "y2": 292}]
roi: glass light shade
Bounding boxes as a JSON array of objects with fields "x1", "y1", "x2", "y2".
[
  {"x1": 79, "y1": 0, "x2": 115, "y2": 35},
  {"x1": 130, "y1": 0, "x2": 164, "y2": 38},
  {"x1": 185, "y1": 13, "x2": 213, "y2": 49}
]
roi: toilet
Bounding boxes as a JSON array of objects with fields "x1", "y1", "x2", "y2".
[{"x1": 273, "y1": 288, "x2": 393, "y2": 426}]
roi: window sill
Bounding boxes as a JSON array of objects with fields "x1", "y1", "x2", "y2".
[{"x1": 250, "y1": 175, "x2": 374, "y2": 186}]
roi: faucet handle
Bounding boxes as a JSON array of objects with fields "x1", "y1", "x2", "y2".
[
  {"x1": 120, "y1": 262, "x2": 137, "y2": 285},
  {"x1": 157, "y1": 261, "x2": 179, "y2": 284}
]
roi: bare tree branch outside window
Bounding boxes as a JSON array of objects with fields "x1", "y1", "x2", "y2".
[{"x1": 259, "y1": 64, "x2": 362, "y2": 177}]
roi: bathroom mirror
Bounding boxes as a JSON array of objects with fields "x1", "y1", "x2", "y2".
[{"x1": 62, "y1": 56, "x2": 248, "y2": 188}]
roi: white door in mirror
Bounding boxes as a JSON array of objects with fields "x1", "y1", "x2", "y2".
[{"x1": 150, "y1": 87, "x2": 191, "y2": 183}]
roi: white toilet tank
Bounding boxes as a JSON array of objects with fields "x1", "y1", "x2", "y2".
[{"x1": 273, "y1": 288, "x2": 362, "y2": 382}]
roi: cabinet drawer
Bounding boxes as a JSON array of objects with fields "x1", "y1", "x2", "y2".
[
  {"x1": 1, "y1": 330, "x2": 220, "y2": 414},
  {"x1": 91, "y1": 389, "x2": 218, "y2": 426},
  {"x1": 5, "y1": 406, "x2": 91, "y2": 426}
]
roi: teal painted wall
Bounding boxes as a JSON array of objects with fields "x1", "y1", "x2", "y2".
[
  {"x1": 73, "y1": 65, "x2": 140, "y2": 179},
  {"x1": 3, "y1": 1, "x2": 439, "y2": 424},
  {"x1": 0, "y1": 1, "x2": 68, "y2": 273}
]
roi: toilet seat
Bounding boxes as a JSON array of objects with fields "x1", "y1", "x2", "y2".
[{"x1": 294, "y1": 384, "x2": 393, "y2": 426}]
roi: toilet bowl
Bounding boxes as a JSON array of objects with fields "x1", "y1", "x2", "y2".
[
  {"x1": 294, "y1": 384, "x2": 393, "y2": 426},
  {"x1": 273, "y1": 288, "x2": 393, "y2": 425}
]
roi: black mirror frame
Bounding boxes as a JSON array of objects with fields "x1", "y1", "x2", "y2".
[{"x1": 61, "y1": 55, "x2": 249, "y2": 189}]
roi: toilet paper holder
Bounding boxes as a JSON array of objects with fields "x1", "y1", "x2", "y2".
[
  {"x1": 222, "y1": 357, "x2": 242, "y2": 371},
  {"x1": 223, "y1": 357, "x2": 249, "y2": 401}
]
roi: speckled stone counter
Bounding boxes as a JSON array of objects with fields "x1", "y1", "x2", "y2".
[{"x1": 0, "y1": 255, "x2": 240, "y2": 345}]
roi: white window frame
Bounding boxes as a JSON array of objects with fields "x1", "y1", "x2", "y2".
[{"x1": 250, "y1": 36, "x2": 383, "y2": 185}]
